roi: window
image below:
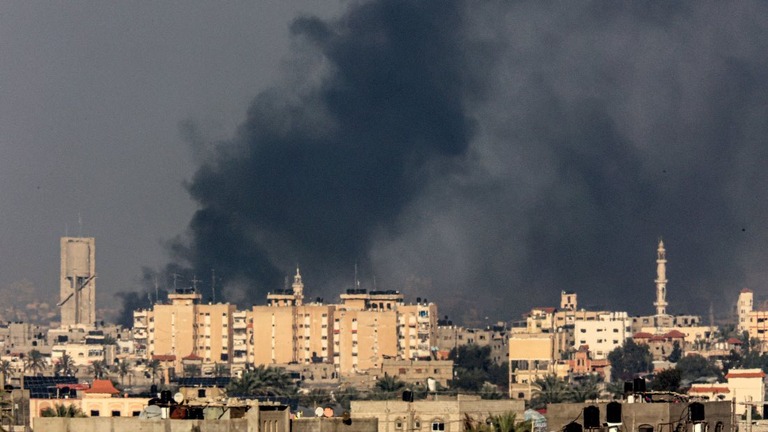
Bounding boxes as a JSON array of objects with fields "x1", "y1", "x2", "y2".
[
  {"x1": 90, "y1": 410, "x2": 100, "y2": 417},
  {"x1": 132, "y1": 411, "x2": 141, "y2": 417},
  {"x1": 432, "y1": 420, "x2": 445, "y2": 431},
  {"x1": 396, "y1": 420, "x2": 404, "y2": 429},
  {"x1": 111, "y1": 411, "x2": 121, "y2": 417}
]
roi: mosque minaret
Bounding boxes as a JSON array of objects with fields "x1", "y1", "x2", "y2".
[{"x1": 653, "y1": 239, "x2": 668, "y2": 316}]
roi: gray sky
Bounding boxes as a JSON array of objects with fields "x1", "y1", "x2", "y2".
[
  {"x1": 3, "y1": 1, "x2": 768, "y2": 326},
  {"x1": 0, "y1": 2, "x2": 343, "y2": 315}
]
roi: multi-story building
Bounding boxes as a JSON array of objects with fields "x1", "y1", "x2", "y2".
[
  {"x1": 250, "y1": 269, "x2": 438, "y2": 376},
  {"x1": 252, "y1": 268, "x2": 336, "y2": 365},
  {"x1": 736, "y1": 288, "x2": 768, "y2": 351},
  {"x1": 59, "y1": 237, "x2": 96, "y2": 328},
  {"x1": 573, "y1": 312, "x2": 631, "y2": 360},
  {"x1": 435, "y1": 324, "x2": 509, "y2": 365},
  {"x1": 508, "y1": 332, "x2": 555, "y2": 400},
  {"x1": 132, "y1": 288, "x2": 235, "y2": 374}
]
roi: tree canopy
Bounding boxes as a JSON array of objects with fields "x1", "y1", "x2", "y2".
[{"x1": 607, "y1": 339, "x2": 652, "y2": 382}]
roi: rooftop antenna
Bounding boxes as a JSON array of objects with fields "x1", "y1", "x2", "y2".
[
  {"x1": 172, "y1": 273, "x2": 182, "y2": 291},
  {"x1": 373, "y1": 275, "x2": 377, "y2": 291},
  {"x1": 211, "y1": 269, "x2": 216, "y2": 303},
  {"x1": 354, "y1": 262, "x2": 359, "y2": 289},
  {"x1": 78, "y1": 212, "x2": 83, "y2": 237},
  {"x1": 190, "y1": 275, "x2": 200, "y2": 292}
]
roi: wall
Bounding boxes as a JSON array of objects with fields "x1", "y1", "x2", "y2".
[{"x1": 293, "y1": 417, "x2": 378, "y2": 432}]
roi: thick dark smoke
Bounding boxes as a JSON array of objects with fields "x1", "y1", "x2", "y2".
[{"x1": 135, "y1": 0, "x2": 768, "y2": 325}]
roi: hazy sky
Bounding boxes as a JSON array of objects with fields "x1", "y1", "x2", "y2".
[{"x1": 2, "y1": 1, "x2": 768, "y2": 326}]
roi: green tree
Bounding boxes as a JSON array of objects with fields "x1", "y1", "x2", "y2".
[
  {"x1": 40, "y1": 404, "x2": 86, "y2": 418},
  {"x1": 335, "y1": 386, "x2": 360, "y2": 411},
  {"x1": 299, "y1": 388, "x2": 333, "y2": 407},
  {"x1": 530, "y1": 375, "x2": 572, "y2": 409},
  {"x1": 449, "y1": 344, "x2": 507, "y2": 391},
  {"x1": 89, "y1": 360, "x2": 106, "y2": 379},
  {"x1": 570, "y1": 375, "x2": 601, "y2": 402},
  {"x1": 607, "y1": 339, "x2": 653, "y2": 382},
  {"x1": 54, "y1": 355, "x2": 76, "y2": 377},
  {"x1": 370, "y1": 375, "x2": 407, "y2": 400},
  {"x1": 225, "y1": 365, "x2": 298, "y2": 397},
  {"x1": 184, "y1": 364, "x2": 201, "y2": 378},
  {"x1": 479, "y1": 382, "x2": 504, "y2": 400},
  {"x1": 651, "y1": 368, "x2": 681, "y2": 392},
  {"x1": 146, "y1": 359, "x2": 162, "y2": 385},
  {"x1": 676, "y1": 354, "x2": 723, "y2": 382},
  {"x1": 116, "y1": 360, "x2": 131, "y2": 387},
  {"x1": 490, "y1": 412, "x2": 532, "y2": 432},
  {"x1": 24, "y1": 350, "x2": 46, "y2": 377},
  {"x1": 667, "y1": 341, "x2": 683, "y2": 363},
  {"x1": 213, "y1": 363, "x2": 229, "y2": 378}
]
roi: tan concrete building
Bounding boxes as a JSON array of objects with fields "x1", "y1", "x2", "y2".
[
  {"x1": 59, "y1": 237, "x2": 96, "y2": 328},
  {"x1": 380, "y1": 359, "x2": 453, "y2": 388},
  {"x1": 508, "y1": 333, "x2": 556, "y2": 400},
  {"x1": 737, "y1": 288, "x2": 768, "y2": 351},
  {"x1": 250, "y1": 270, "x2": 438, "y2": 377},
  {"x1": 132, "y1": 289, "x2": 235, "y2": 374}
]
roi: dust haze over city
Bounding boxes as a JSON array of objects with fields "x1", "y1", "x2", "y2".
[{"x1": 2, "y1": 1, "x2": 768, "y2": 327}]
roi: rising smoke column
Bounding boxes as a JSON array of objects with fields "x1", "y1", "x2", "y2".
[
  {"x1": 164, "y1": 0, "x2": 481, "y2": 302},
  {"x1": 147, "y1": 0, "x2": 768, "y2": 326}
]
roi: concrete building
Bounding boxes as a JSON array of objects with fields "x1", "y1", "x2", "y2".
[
  {"x1": 132, "y1": 289, "x2": 235, "y2": 374},
  {"x1": 508, "y1": 333, "x2": 555, "y2": 400},
  {"x1": 379, "y1": 359, "x2": 453, "y2": 388},
  {"x1": 546, "y1": 400, "x2": 732, "y2": 432},
  {"x1": 435, "y1": 324, "x2": 509, "y2": 365},
  {"x1": 59, "y1": 237, "x2": 96, "y2": 328},
  {"x1": 573, "y1": 312, "x2": 631, "y2": 360},
  {"x1": 249, "y1": 271, "x2": 438, "y2": 377},
  {"x1": 736, "y1": 288, "x2": 768, "y2": 351},
  {"x1": 351, "y1": 395, "x2": 525, "y2": 432},
  {"x1": 738, "y1": 288, "x2": 754, "y2": 333}
]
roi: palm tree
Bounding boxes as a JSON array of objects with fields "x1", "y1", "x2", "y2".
[
  {"x1": 299, "y1": 388, "x2": 333, "y2": 407},
  {"x1": 116, "y1": 360, "x2": 131, "y2": 388},
  {"x1": 24, "y1": 350, "x2": 46, "y2": 376},
  {"x1": 530, "y1": 375, "x2": 573, "y2": 409},
  {"x1": 54, "y1": 355, "x2": 76, "y2": 377},
  {"x1": 40, "y1": 404, "x2": 86, "y2": 418},
  {"x1": 90, "y1": 360, "x2": 106, "y2": 379},
  {"x1": 0, "y1": 361, "x2": 12, "y2": 384},
  {"x1": 370, "y1": 375, "x2": 406, "y2": 400},
  {"x1": 570, "y1": 375, "x2": 601, "y2": 402},
  {"x1": 146, "y1": 359, "x2": 161, "y2": 385},
  {"x1": 490, "y1": 412, "x2": 532, "y2": 432},
  {"x1": 226, "y1": 365, "x2": 297, "y2": 398}
]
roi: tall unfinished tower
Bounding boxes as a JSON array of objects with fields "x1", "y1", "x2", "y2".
[
  {"x1": 653, "y1": 239, "x2": 668, "y2": 316},
  {"x1": 59, "y1": 237, "x2": 96, "y2": 328}
]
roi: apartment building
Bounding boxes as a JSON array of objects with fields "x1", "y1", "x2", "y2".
[
  {"x1": 573, "y1": 312, "x2": 631, "y2": 360},
  {"x1": 132, "y1": 288, "x2": 235, "y2": 374}
]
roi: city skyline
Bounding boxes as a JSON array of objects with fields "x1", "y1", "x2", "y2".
[{"x1": 2, "y1": 1, "x2": 768, "y2": 324}]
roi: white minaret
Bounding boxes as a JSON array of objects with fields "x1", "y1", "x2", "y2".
[
  {"x1": 653, "y1": 239, "x2": 668, "y2": 316},
  {"x1": 292, "y1": 266, "x2": 304, "y2": 306}
]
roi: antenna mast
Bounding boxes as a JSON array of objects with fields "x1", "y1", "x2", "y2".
[{"x1": 211, "y1": 269, "x2": 216, "y2": 303}]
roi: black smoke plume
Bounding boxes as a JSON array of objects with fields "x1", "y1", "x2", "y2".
[{"x1": 133, "y1": 0, "x2": 768, "y2": 325}]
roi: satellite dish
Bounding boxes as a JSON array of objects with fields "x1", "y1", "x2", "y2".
[
  {"x1": 315, "y1": 407, "x2": 324, "y2": 417},
  {"x1": 173, "y1": 392, "x2": 184, "y2": 404},
  {"x1": 140, "y1": 405, "x2": 162, "y2": 419}
]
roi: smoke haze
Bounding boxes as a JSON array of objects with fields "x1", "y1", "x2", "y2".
[{"x1": 158, "y1": 0, "x2": 768, "y2": 324}]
